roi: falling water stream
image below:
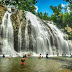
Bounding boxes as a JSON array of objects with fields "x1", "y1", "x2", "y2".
[
  {"x1": 0, "y1": 9, "x2": 16, "y2": 56},
  {"x1": 24, "y1": 12, "x2": 70, "y2": 55},
  {"x1": 0, "y1": 9, "x2": 71, "y2": 56}
]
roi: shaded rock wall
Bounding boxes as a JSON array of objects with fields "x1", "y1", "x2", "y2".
[
  {"x1": 0, "y1": 4, "x2": 7, "y2": 25},
  {"x1": 11, "y1": 9, "x2": 26, "y2": 52}
]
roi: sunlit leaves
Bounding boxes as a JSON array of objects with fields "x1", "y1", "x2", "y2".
[{"x1": 0, "y1": 0, "x2": 37, "y2": 14}]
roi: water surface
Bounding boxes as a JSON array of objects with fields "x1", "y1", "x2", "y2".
[{"x1": 0, "y1": 57, "x2": 72, "y2": 72}]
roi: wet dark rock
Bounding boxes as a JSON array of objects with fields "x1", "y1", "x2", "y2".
[
  {"x1": 10, "y1": 9, "x2": 26, "y2": 52},
  {"x1": 0, "y1": 4, "x2": 7, "y2": 25},
  {"x1": 0, "y1": 42, "x2": 3, "y2": 45}
]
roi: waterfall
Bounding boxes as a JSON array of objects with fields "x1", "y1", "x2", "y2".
[
  {"x1": 48, "y1": 24, "x2": 70, "y2": 55},
  {"x1": 0, "y1": 10, "x2": 16, "y2": 55},
  {"x1": 25, "y1": 19, "x2": 29, "y2": 52},
  {"x1": 0, "y1": 9, "x2": 71, "y2": 56},
  {"x1": 24, "y1": 11, "x2": 70, "y2": 55}
]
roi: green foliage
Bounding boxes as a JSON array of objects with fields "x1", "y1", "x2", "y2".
[
  {"x1": 50, "y1": 2, "x2": 72, "y2": 28},
  {"x1": 50, "y1": 14, "x2": 57, "y2": 23},
  {"x1": 50, "y1": 3, "x2": 72, "y2": 40},
  {"x1": 50, "y1": 4, "x2": 63, "y2": 28},
  {"x1": 43, "y1": 12, "x2": 49, "y2": 20},
  {"x1": 50, "y1": 4, "x2": 62, "y2": 15},
  {"x1": 0, "y1": 0, "x2": 37, "y2": 14},
  {"x1": 63, "y1": 12, "x2": 69, "y2": 27},
  {"x1": 68, "y1": 32, "x2": 72, "y2": 40},
  {"x1": 64, "y1": 0, "x2": 72, "y2": 12},
  {"x1": 68, "y1": 1, "x2": 72, "y2": 11},
  {"x1": 39, "y1": 12, "x2": 43, "y2": 19},
  {"x1": 63, "y1": 0, "x2": 71, "y2": 2},
  {"x1": 37, "y1": 12, "x2": 43, "y2": 19},
  {"x1": 37, "y1": 12, "x2": 50, "y2": 20},
  {"x1": 63, "y1": 12, "x2": 72, "y2": 28}
]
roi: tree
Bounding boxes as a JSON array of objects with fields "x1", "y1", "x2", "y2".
[
  {"x1": 63, "y1": 12, "x2": 70, "y2": 27},
  {"x1": 50, "y1": 4, "x2": 62, "y2": 15},
  {"x1": 37, "y1": 12, "x2": 50, "y2": 20},
  {"x1": 43, "y1": 12, "x2": 49, "y2": 20},
  {"x1": 37, "y1": 12, "x2": 43, "y2": 19},
  {"x1": 0, "y1": 0, "x2": 37, "y2": 14},
  {"x1": 50, "y1": 4, "x2": 63, "y2": 28},
  {"x1": 68, "y1": 1, "x2": 72, "y2": 11},
  {"x1": 50, "y1": 14, "x2": 57, "y2": 23},
  {"x1": 64, "y1": 0, "x2": 72, "y2": 13},
  {"x1": 63, "y1": 0, "x2": 71, "y2": 2},
  {"x1": 63, "y1": 6, "x2": 67, "y2": 12}
]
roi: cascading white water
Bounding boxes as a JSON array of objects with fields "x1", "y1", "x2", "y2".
[
  {"x1": 23, "y1": 11, "x2": 70, "y2": 55},
  {"x1": 1, "y1": 9, "x2": 16, "y2": 55},
  {"x1": 0, "y1": 9, "x2": 71, "y2": 56},
  {"x1": 67, "y1": 40, "x2": 72, "y2": 55},
  {"x1": 25, "y1": 19, "x2": 29, "y2": 51},
  {"x1": 48, "y1": 23, "x2": 70, "y2": 55}
]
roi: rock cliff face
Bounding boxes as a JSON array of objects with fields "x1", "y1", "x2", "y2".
[
  {"x1": 0, "y1": 5, "x2": 7, "y2": 25},
  {"x1": 11, "y1": 9, "x2": 26, "y2": 52}
]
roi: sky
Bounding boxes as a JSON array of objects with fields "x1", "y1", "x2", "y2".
[{"x1": 35, "y1": 0, "x2": 68, "y2": 16}]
